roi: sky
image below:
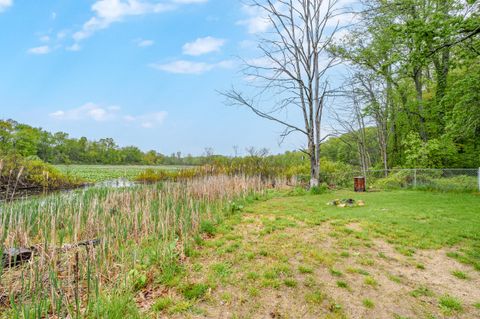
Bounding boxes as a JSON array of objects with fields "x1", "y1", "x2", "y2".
[{"x1": 0, "y1": 0, "x2": 354, "y2": 156}]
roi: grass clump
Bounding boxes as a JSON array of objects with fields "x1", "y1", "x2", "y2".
[
  {"x1": 182, "y1": 283, "x2": 209, "y2": 300},
  {"x1": 336, "y1": 280, "x2": 348, "y2": 289},
  {"x1": 362, "y1": 299, "x2": 375, "y2": 309},
  {"x1": 298, "y1": 265, "x2": 314, "y2": 274},
  {"x1": 200, "y1": 220, "x2": 217, "y2": 236},
  {"x1": 90, "y1": 293, "x2": 140, "y2": 319},
  {"x1": 451, "y1": 270, "x2": 469, "y2": 280},
  {"x1": 152, "y1": 297, "x2": 174, "y2": 312},
  {"x1": 410, "y1": 286, "x2": 433, "y2": 298},
  {"x1": 364, "y1": 276, "x2": 378, "y2": 287},
  {"x1": 439, "y1": 295, "x2": 463, "y2": 314},
  {"x1": 284, "y1": 279, "x2": 298, "y2": 287},
  {"x1": 305, "y1": 290, "x2": 325, "y2": 304}
]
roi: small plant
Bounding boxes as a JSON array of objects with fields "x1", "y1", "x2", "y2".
[
  {"x1": 168, "y1": 301, "x2": 192, "y2": 314},
  {"x1": 439, "y1": 295, "x2": 463, "y2": 313},
  {"x1": 410, "y1": 286, "x2": 433, "y2": 298},
  {"x1": 362, "y1": 299, "x2": 375, "y2": 309},
  {"x1": 284, "y1": 279, "x2": 297, "y2": 287},
  {"x1": 451, "y1": 270, "x2": 468, "y2": 280},
  {"x1": 474, "y1": 302, "x2": 480, "y2": 309},
  {"x1": 336, "y1": 280, "x2": 348, "y2": 289},
  {"x1": 330, "y1": 268, "x2": 343, "y2": 277},
  {"x1": 152, "y1": 297, "x2": 174, "y2": 312},
  {"x1": 298, "y1": 265, "x2": 314, "y2": 274},
  {"x1": 364, "y1": 276, "x2": 378, "y2": 287},
  {"x1": 305, "y1": 290, "x2": 325, "y2": 304},
  {"x1": 182, "y1": 283, "x2": 209, "y2": 300},
  {"x1": 200, "y1": 220, "x2": 216, "y2": 236}
]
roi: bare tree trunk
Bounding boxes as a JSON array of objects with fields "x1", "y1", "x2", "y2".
[{"x1": 222, "y1": 0, "x2": 340, "y2": 188}]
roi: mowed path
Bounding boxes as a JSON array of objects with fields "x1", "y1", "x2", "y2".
[{"x1": 144, "y1": 191, "x2": 480, "y2": 319}]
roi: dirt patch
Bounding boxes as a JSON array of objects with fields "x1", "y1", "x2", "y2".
[{"x1": 146, "y1": 212, "x2": 480, "y2": 319}]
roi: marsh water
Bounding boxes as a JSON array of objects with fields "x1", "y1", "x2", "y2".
[{"x1": 0, "y1": 178, "x2": 138, "y2": 203}]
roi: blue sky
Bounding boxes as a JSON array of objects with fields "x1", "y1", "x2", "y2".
[{"x1": 0, "y1": 0, "x2": 353, "y2": 156}]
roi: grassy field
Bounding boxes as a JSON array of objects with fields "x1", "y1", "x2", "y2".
[
  {"x1": 55, "y1": 164, "x2": 192, "y2": 182},
  {"x1": 1, "y1": 186, "x2": 479, "y2": 318},
  {"x1": 130, "y1": 189, "x2": 480, "y2": 319}
]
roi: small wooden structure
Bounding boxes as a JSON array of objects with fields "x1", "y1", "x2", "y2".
[{"x1": 354, "y1": 176, "x2": 366, "y2": 192}]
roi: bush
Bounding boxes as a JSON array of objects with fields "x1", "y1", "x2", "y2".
[{"x1": 0, "y1": 154, "x2": 83, "y2": 192}]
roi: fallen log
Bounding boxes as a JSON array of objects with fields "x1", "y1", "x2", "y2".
[
  {"x1": 2, "y1": 238, "x2": 102, "y2": 268},
  {"x1": 2, "y1": 247, "x2": 35, "y2": 268}
]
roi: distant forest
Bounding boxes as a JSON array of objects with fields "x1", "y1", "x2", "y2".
[{"x1": 0, "y1": 118, "x2": 478, "y2": 169}]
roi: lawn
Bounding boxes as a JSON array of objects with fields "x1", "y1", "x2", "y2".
[
  {"x1": 55, "y1": 164, "x2": 192, "y2": 182},
  {"x1": 138, "y1": 189, "x2": 480, "y2": 319}
]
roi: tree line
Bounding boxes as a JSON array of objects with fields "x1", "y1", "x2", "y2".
[{"x1": 0, "y1": 119, "x2": 206, "y2": 165}]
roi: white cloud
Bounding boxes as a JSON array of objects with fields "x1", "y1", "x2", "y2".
[
  {"x1": 124, "y1": 111, "x2": 167, "y2": 128},
  {"x1": 173, "y1": 0, "x2": 208, "y2": 3},
  {"x1": 28, "y1": 45, "x2": 51, "y2": 55},
  {"x1": 182, "y1": 36, "x2": 225, "y2": 56},
  {"x1": 71, "y1": 0, "x2": 208, "y2": 48},
  {"x1": 0, "y1": 0, "x2": 12, "y2": 12},
  {"x1": 66, "y1": 43, "x2": 81, "y2": 51},
  {"x1": 237, "y1": 5, "x2": 270, "y2": 34},
  {"x1": 135, "y1": 38, "x2": 154, "y2": 47},
  {"x1": 50, "y1": 103, "x2": 167, "y2": 128},
  {"x1": 50, "y1": 103, "x2": 120, "y2": 121},
  {"x1": 39, "y1": 35, "x2": 50, "y2": 43},
  {"x1": 150, "y1": 59, "x2": 233, "y2": 74}
]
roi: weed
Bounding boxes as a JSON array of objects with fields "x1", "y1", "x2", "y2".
[
  {"x1": 336, "y1": 281, "x2": 348, "y2": 289},
  {"x1": 451, "y1": 270, "x2": 468, "y2": 280},
  {"x1": 182, "y1": 283, "x2": 209, "y2": 300},
  {"x1": 330, "y1": 268, "x2": 343, "y2": 277},
  {"x1": 152, "y1": 297, "x2": 174, "y2": 312},
  {"x1": 364, "y1": 276, "x2": 378, "y2": 287},
  {"x1": 410, "y1": 286, "x2": 433, "y2": 298},
  {"x1": 362, "y1": 299, "x2": 375, "y2": 308},
  {"x1": 298, "y1": 265, "x2": 314, "y2": 274},
  {"x1": 200, "y1": 220, "x2": 217, "y2": 236},
  {"x1": 305, "y1": 290, "x2": 325, "y2": 304},
  {"x1": 439, "y1": 295, "x2": 463, "y2": 313},
  {"x1": 284, "y1": 279, "x2": 298, "y2": 287}
]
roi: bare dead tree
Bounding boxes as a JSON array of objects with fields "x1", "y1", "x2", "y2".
[
  {"x1": 355, "y1": 72, "x2": 390, "y2": 176},
  {"x1": 330, "y1": 84, "x2": 372, "y2": 177},
  {"x1": 222, "y1": 0, "x2": 343, "y2": 187}
]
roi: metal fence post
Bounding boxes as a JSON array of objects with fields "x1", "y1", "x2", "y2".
[
  {"x1": 414, "y1": 169, "x2": 417, "y2": 188},
  {"x1": 478, "y1": 168, "x2": 480, "y2": 192}
]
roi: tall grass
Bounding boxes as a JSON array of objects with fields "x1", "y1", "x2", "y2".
[{"x1": 0, "y1": 175, "x2": 279, "y2": 318}]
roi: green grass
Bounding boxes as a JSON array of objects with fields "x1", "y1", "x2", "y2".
[
  {"x1": 56, "y1": 164, "x2": 189, "y2": 182},
  {"x1": 246, "y1": 190, "x2": 480, "y2": 269},
  {"x1": 362, "y1": 298, "x2": 375, "y2": 309},
  {"x1": 439, "y1": 295, "x2": 463, "y2": 313},
  {"x1": 451, "y1": 270, "x2": 469, "y2": 280}
]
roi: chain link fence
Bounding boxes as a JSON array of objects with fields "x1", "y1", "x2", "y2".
[{"x1": 326, "y1": 168, "x2": 480, "y2": 192}]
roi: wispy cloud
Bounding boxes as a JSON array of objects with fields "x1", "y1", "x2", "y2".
[
  {"x1": 27, "y1": 45, "x2": 51, "y2": 55},
  {"x1": 149, "y1": 59, "x2": 233, "y2": 74},
  {"x1": 124, "y1": 111, "x2": 167, "y2": 128},
  {"x1": 50, "y1": 103, "x2": 167, "y2": 128},
  {"x1": 0, "y1": 0, "x2": 12, "y2": 13},
  {"x1": 71, "y1": 0, "x2": 207, "y2": 49},
  {"x1": 182, "y1": 36, "x2": 225, "y2": 56},
  {"x1": 50, "y1": 103, "x2": 120, "y2": 121},
  {"x1": 237, "y1": 5, "x2": 270, "y2": 34},
  {"x1": 135, "y1": 38, "x2": 154, "y2": 47}
]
